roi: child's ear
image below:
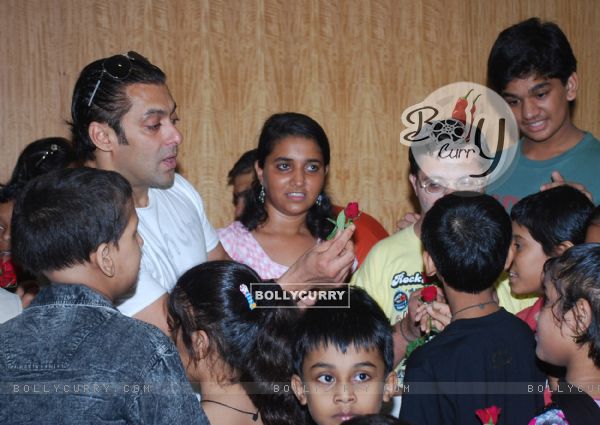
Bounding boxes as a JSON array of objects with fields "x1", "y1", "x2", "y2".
[
  {"x1": 422, "y1": 250, "x2": 437, "y2": 276},
  {"x1": 291, "y1": 374, "x2": 308, "y2": 405},
  {"x1": 554, "y1": 241, "x2": 574, "y2": 256},
  {"x1": 191, "y1": 330, "x2": 210, "y2": 359},
  {"x1": 573, "y1": 298, "x2": 592, "y2": 334},
  {"x1": 565, "y1": 72, "x2": 578, "y2": 102},
  {"x1": 504, "y1": 243, "x2": 515, "y2": 271},
  {"x1": 382, "y1": 371, "x2": 398, "y2": 402},
  {"x1": 88, "y1": 122, "x2": 117, "y2": 153},
  {"x1": 93, "y1": 243, "x2": 115, "y2": 277}
]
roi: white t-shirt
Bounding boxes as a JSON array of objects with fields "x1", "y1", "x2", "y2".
[
  {"x1": 0, "y1": 287, "x2": 22, "y2": 324},
  {"x1": 118, "y1": 174, "x2": 219, "y2": 316}
]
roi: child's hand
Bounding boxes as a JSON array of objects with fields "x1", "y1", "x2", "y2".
[
  {"x1": 415, "y1": 301, "x2": 451, "y2": 333},
  {"x1": 395, "y1": 212, "x2": 421, "y2": 232},
  {"x1": 540, "y1": 171, "x2": 593, "y2": 202}
]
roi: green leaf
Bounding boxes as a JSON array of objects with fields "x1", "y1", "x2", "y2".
[{"x1": 336, "y1": 210, "x2": 346, "y2": 231}]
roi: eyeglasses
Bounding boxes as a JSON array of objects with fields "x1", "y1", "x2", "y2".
[
  {"x1": 417, "y1": 176, "x2": 486, "y2": 194},
  {"x1": 87, "y1": 51, "x2": 149, "y2": 107}
]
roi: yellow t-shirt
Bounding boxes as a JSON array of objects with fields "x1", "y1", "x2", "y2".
[{"x1": 351, "y1": 224, "x2": 424, "y2": 325}]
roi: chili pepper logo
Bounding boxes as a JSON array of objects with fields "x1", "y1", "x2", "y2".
[{"x1": 451, "y1": 89, "x2": 482, "y2": 142}]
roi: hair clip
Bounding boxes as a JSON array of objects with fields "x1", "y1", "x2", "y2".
[
  {"x1": 239, "y1": 284, "x2": 256, "y2": 310},
  {"x1": 35, "y1": 143, "x2": 59, "y2": 167}
]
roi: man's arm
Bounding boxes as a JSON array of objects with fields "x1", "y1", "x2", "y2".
[
  {"x1": 207, "y1": 242, "x2": 232, "y2": 261},
  {"x1": 133, "y1": 294, "x2": 170, "y2": 334}
]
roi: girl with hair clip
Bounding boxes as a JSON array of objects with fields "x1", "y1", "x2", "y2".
[
  {"x1": 0, "y1": 137, "x2": 76, "y2": 321},
  {"x1": 529, "y1": 244, "x2": 600, "y2": 425},
  {"x1": 168, "y1": 260, "x2": 306, "y2": 425},
  {"x1": 218, "y1": 112, "x2": 338, "y2": 280}
]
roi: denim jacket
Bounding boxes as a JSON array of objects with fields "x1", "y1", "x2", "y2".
[{"x1": 0, "y1": 284, "x2": 209, "y2": 424}]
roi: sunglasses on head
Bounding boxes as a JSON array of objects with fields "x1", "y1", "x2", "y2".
[{"x1": 87, "y1": 51, "x2": 149, "y2": 107}]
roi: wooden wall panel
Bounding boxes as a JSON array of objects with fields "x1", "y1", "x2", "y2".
[{"x1": 1, "y1": 0, "x2": 599, "y2": 231}]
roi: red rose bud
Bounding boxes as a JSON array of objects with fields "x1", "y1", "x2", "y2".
[
  {"x1": 0, "y1": 258, "x2": 17, "y2": 288},
  {"x1": 475, "y1": 406, "x2": 501, "y2": 425},
  {"x1": 345, "y1": 202, "x2": 360, "y2": 220},
  {"x1": 421, "y1": 285, "x2": 437, "y2": 303}
]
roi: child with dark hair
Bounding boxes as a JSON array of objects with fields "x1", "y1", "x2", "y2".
[
  {"x1": 291, "y1": 287, "x2": 397, "y2": 425},
  {"x1": 510, "y1": 186, "x2": 594, "y2": 329},
  {"x1": 168, "y1": 260, "x2": 305, "y2": 425},
  {"x1": 486, "y1": 17, "x2": 600, "y2": 209},
  {"x1": 0, "y1": 137, "x2": 76, "y2": 321},
  {"x1": 0, "y1": 167, "x2": 208, "y2": 424},
  {"x1": 227, "y1": 149, "x2": 258, "y2": 220},
  {"x1": 529, "y1": 244, "x2": 600, "y2": 424},
  {"x1": 399, "y1": 193, "x2": 544, "y2": 425}
]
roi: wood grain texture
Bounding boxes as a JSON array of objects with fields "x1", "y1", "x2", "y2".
[{"x1": 1, "y1": 0, "x2": 599, "y2": 231}]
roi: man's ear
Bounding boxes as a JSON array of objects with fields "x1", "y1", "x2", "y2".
[
  {"x1": 290, "y1": 374, "x2": 308, "y2": 405},
  {"x1": 382, "y1": 371, "x2": 398, "y2": 402},
  {"x1": 254, "y1": 160, "x2": 264, "y2": 185},
  {"x1": 423, "y1": 250, "x2": 437, "y2": 276},
  {"x1": 409, "y1": 173, "x2": 418, "y2": 196},
  {"x1": 555, "y1": 241, "x2": 574, "y2": 256},
  {"x1": 93, "y1": 243, "x2": 115, "y2": 277},
  {"x1": 565, "y1": 72, "x2": 578, "y2": 102},
  {"x1": 88, "y1": 121, "x2": 116, "y2": 153}
]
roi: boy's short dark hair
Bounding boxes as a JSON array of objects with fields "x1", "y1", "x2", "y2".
[
  {"x1": 294, "y1": 287, "x2": 394, "y2": 375},
  {"x1": 487, "y1": 17, "x2": 577, "y2": 93},
  {"x1": 511, "y1": 186, "x2": 594, "y2": 256},
  {"x1": 12, "y1": 167, "x2": 133, "y2": 274},
  {"x1": 421, "y1": 192, "x2": 511, "y2": 293}
]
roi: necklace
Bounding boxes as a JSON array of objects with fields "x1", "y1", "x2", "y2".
[
  {"x1": 201, "y1": 399, "x2": 259, "y2": 422},
  {"x1": 452, "y1": 300, "x2": 497, "y2": 319}
]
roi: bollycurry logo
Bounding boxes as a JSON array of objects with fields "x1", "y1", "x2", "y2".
[{"x1": 400, "y1": 82, "x2": 519, "y2": 187}]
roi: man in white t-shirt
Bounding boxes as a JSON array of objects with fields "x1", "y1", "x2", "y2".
[{"x1": 70, "y1": 52, "x2": 355, "y2": 332}]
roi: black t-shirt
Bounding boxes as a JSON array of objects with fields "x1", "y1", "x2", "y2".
[{"x1": 399, "y1": 308, "x2": 545, "y2": 425}]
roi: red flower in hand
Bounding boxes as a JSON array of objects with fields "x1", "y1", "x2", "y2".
[
  {"x1": 475, "y1": 405, "x2": 501, "y2": 425},
  {"x1": 344, "y1": 202, "x2": 360, "y2": 220},
  {"x1": 0, "y1": 258, "x2": 17, "y2": 288},
  {"x1": 421, "y1": 285, "x2": 437, "y2": 303}
]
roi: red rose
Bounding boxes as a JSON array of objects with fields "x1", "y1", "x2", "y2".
[
  {"x1": 0, "y1": 258, "x2": 17, "y2": 288},
  {"x1": 475, "y1": 405, "x2": 501, "y2": 425},
  {"x1": 421, "y1": 285, "x2": 437, "y2": 303},
  {"x1": 344, "y1": 202, "x2": 360, "y2": 220}
]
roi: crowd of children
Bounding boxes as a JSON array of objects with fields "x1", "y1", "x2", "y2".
[{"x1": 2, "y1": 15, "x2": 600, "y2": 425}]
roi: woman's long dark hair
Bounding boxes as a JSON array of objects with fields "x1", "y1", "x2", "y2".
[
  {"x1": 168, "y1": 261, "x2": 306, "y2": 424},
  {"x1": 239, "y1": 112, "x2": 334, "y2": 240}
]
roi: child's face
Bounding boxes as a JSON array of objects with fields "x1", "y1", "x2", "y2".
[
  {"x1": 112, "y1": 209, "x2": 143, "y2": 296},
  {"x1": 0, "y1": 200, "x2": 14, "y2": 258},
  {"x1": 509, "y1": 222, "x2": 548, "y2": 296},
  {"x1": 501, "y1": 74, "x2": 576, "y2": 145},
  {"x1": 291, "y1": 344, "x2": 396, "y2": 425},
  {"x1": 536, "y1": 276, "x2": 575, "y2": 366},
  {"x1": 585, "y1": 223, "x2": 600, "y2": 243}
]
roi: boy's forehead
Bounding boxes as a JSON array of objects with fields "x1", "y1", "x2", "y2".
[{"x1": 303, "y1": 343, "x2": 384, "y2": 369}]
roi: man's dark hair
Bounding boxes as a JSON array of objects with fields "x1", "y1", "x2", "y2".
[
  {"x1": 12, "y1": 167, "x2": 133, "y2": 274},
  {"x1": 70, "y1": 52, "x2": 166, "y2": 161},
  {"x1": 294, "y1": 287, "x2": 394, "y2": 375},
  {"x1": 227, "y1": 149, "x2": 257, "y2": 186},
  {"x1": 511, "y1": 186, "x2": 593, "y2": 256},
  {"x1": 487, "y1": 17, "x2": 577, "y2": 93},
  {"x1": 421, "y1": 192, "x2": 512, "y2": 293}
]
